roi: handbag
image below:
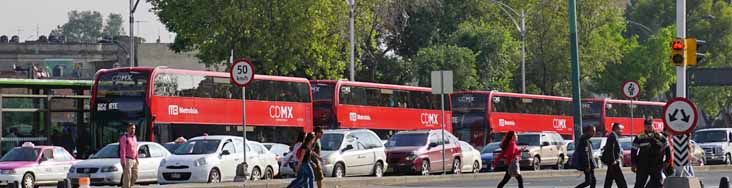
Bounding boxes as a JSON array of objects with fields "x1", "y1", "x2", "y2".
[{"x1": 508, "y1": 159, "x2": 521, "y2": 177}]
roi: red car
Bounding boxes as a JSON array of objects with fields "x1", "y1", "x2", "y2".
[
  {"x1": 619, "y1": 137, "x2": 633, "y2": 167},
  {"x1": 385, "y1": 130, "x2": 462, "y2": 175}
]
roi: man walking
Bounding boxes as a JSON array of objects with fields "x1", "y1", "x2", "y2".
[
  {"x1": 631, "y1": 117, "x2": 671, "y2": 188},
  {"x1": 575, "y1": 125, "x2": 597, "y2": 188},
  {"x1": 120, "y1": 123, "x2": 139, "y2": 188},
  {"x1": 603, "y1": 123, "x2": 627, "y2": 188},
  {"x1": 312, "y1": 127, "x2": 325, "y2": 188}
]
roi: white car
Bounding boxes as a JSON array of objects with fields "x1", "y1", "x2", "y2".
[
  {"x1": 262, "y1": 143, "x2": 290, "y2": 160},
  {"x1": 67, "y1": 142, "x2": 171, "y2": 186},
  {"x1": 590, "y1": 137, "x2": 607, "y2": 168},
  {"x1": 458, "y1": 141, "x2": 482, "y2": 173},
  {"x1": 243, "y1": 141, "x2": 280, "y2": 180},
  {"x1": 0, "y1": 143, "x2": 78, "y2": 188}
]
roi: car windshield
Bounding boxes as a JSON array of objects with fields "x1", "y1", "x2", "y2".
[
  {"x1": 163, "y1": 143, "x2": 182, "y2": 153},
  {"x1": 91, "y1": 144, "x2": 120, "y2": 159},
  {"x1": 174, "y1": 140, "x2": 221, "y2": 155},
  {"x1": 0, "y1": 148, "x2": 40, "y2": 162},
  {"x1": 481, "y1": 143, "x2": 500, "y2": 154},
  {"x1": 386, "y1": 133, "x2": 428, "y2": 147},
  {"x1": 321, "y1": 134, "x2": 344, "y2": 151},
  {"x1": 694, "y1": 131, "x2": 728, "y2": 143},
  {"x1": 590, "y1": 139, "x2": 603, "y2": 150},
  {"x1": 517, "y1": 135, "x2": 540, "y2": 146},
  {"x1": 567, "y1": 142, "x2": 575, "y2": 151}
]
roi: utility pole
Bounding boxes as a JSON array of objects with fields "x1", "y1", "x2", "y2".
[
  {"x1": 347, "y1": 0, "x2": 356, "y2": 81},
  {"x1": 130, "y1": 0, "x2": 141, "y2": 67},
  {"x1": 568, "y1": 0, "x2": 582, "y2": 142}
]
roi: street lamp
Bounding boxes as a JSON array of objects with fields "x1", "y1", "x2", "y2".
[
  {"x1": 491, "y1": 0, "x2": 526, "y2": 93},
  {"x1": 346, "y1": 0, "x2": 356, "y2": 81},
  {"x1": 626, "y1": 20, "x2": 653, "y2": 36}
]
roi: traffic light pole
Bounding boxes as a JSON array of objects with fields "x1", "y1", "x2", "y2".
[
  {"x1": 568, "y1": 0, "x2": 582, "y2": 143},
  {"x1": 673, "y1": 0, "x2": 693, "y2": 180}
]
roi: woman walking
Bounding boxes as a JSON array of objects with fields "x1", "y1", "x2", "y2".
[
  {"x1": 287, "y1": 133, "x2": 316, "y2": 188},
  {"x1": 492, "y1": 131, "x2": 524, "y2": 188}
]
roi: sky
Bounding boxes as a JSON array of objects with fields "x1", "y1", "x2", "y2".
[{"x1": 0, "y1": 0, "x2": 175, "y2": 43}]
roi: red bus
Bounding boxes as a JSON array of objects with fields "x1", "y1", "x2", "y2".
[
  {"x1": 311, "y1": 80, "x2": 452, "y2": 138},
  {"x1": 90, "y1": 67, "x2": 313, "y2": 152},
  {"x1": 450, "y1": 91, "x2": 574, "y2": 148},
  {"x1": 582, "y1": 98, "x2": 664, "y2": 136}
]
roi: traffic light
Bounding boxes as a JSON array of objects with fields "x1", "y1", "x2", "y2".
[{"x1": 671, "y1": 38, "x2": 686, "y2": 66}]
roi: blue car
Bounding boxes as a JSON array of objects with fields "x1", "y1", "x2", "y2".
[{"x1": 480, "y1": 142, "x2": 501, "y2": 172}]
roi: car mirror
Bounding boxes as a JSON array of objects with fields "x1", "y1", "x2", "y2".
[
  {"x1": 342, "y1": 145, "x2": 354, "y2": 152},
  {"x1": 428, "y1": 143, "x2": 439, "y2": 149},
  {"x1": 221, "y1": 150, "x2": 231, "y2": 156},
  {"x1": 541, "y1": 142, "x2": 550, "y2": 147}
]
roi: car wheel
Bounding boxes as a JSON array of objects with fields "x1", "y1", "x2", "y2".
[
  {"x1": 208, "y1": 168, "x2": 221, "y2": 183},
  {"x1": 251, "y1": 167, "x2": 262, "y2": 181},
  {"x1": 472, "y1": 161, "x2": 480, "y2": 173},
  {"x1": 452, "y1": 159, "x2": 461, "y2": 174},
  {"x1": 420, "y1": 159, "x2": 430, "y2": 176},
  {"x1": 264, "y1": 166, "x2": 274, "y2": 180},
  {"x1": 373, "y1": 162, "x2": 384, "y2": 177},
  {"x1": 334, "y1": 163, "x2": 345, "y2": 178},
  {"x1": 555, "y1": 156, "x2": 564, "y2": 170},
  {"x1": 726, "y1": 154, "x2": 732, "y2": 165},
  {"x1": 21, "y1": 173, "x2": 34, "y2": 188},
  {"x1": 532, "y1": 156, "x2": 541, "y2": 171}
]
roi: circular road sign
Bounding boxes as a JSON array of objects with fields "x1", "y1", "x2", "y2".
[
  {"x1": 662, "y1": 98, "x2": 698, "y2": 135},
  {"x1": 230, "y1": 59, "x2": 255, "y2": 87},
  {"x1": 622, "y1": 80, "x2": 640, "y2": 99}
]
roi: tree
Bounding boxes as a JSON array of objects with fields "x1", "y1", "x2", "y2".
[
  {"x1": 103, "y1": 13, "x2": 125, "y2": 37},
  {"x1": 61, "y1": 10, "x2": 104, "y2": 42},
  {"x1": 413, "y1": 45, "x2": 479, "y2": 90}
]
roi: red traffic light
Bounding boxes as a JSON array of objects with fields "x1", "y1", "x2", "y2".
[{"x1": 672, "y1": 40, "x2": 685, "y2": 50}]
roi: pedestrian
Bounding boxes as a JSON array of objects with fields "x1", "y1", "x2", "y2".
[
  {"x1": 311, "y1": 128, "x2": 325, "y2": 188},
  {"x1": 575, "y1": 125, "x2": 597, "y2": 188},
  {"x1": 492, "y1": 131, "x2": 524, "y2": 188},
  {"x1": 631, "y1": 117, "x2": 671, "y2": 188},
  {"x1": 119, "y1": 123, "x2": 139, "y2": 188},
  {"x1": 287, "y1": 132, "x2": 316, "y2": 188},
  {"x1": 603, "y1": 123, "x2": 627, "y2": 188},
  {"x1": 286, "y1": 132, "x2": 306, "y2": 171}
]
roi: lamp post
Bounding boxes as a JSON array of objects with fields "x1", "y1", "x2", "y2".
[
  {"x1": 130, "y1": 0, "x2": 141, "y2": 67},
  {"x1": 346, "y1": 0, "x2": 356, "y2": 81},
  {"x1": 491, "y1": 0, "x2": 526, "y2": 93}
]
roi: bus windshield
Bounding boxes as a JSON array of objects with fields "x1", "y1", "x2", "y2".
[{"x1": 93, "y1": 71, "x2": 150, "y2": 147}]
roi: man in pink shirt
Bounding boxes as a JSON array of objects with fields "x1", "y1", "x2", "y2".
[{"x1": 119, "y1": 123, "x2": 139, "y2": 188}]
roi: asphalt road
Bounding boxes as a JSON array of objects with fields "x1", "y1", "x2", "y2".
[{"x1": 383, "y1": 170, "x2": 732, "y2": 188}]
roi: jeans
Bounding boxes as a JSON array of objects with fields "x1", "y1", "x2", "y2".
[
  {"x1": 576, "y1": 170, "x2": 596, "y2": 188},
  {"x1": 604, "y1": 164, "x2": 627, "y2": 188},
  {"x1": 497, "y1": 170, "x2": 524, "y2": 188},
  {"x1": 287, "y1": 162, "x2": 314, "y2": 188}
]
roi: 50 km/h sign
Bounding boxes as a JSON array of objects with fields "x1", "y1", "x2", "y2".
[
  {"x1": 663, "y1": 98, "x2": 698, "y2": 135},
  {"x1": 230, "y1": 59, "x2": 255, "y2": 87},
  {"x1": 622, "y1": 80, "x2": 640, "y2": 99}
]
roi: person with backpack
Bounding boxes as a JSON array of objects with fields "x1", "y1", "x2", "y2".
[
  {"x1": 574, "y1": 125, "x2": 597, "y2": 188},
  {"x1": 492, "y1": 131, "x2": 524, "y2": 188},
  {"x1": 119, "y1": 123, "x2": 139, "y2": 188},
  {"x1": 602, "y1": 123, "x2": 627, "y2": 188},
  {"x1": 631, "y1": 117, "x2": 670, "y2": 188}
]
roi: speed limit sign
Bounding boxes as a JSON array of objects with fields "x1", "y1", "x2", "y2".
[{"x1": 230, "y1": 59, "x2": 255, "y2": 87}]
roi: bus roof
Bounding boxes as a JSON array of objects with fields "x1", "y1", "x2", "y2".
[
  {"x1": 583, "y1": 98, "x2": 665, "y2": 106},
  {"x1": 316, "y1": 80, "x2": 432, "y2": 92},
  {"x1": 96, "y1": 67, "x2": 310, "y2": 83},
  {"x1": 452, "y1": 90, "x2": 572, "y2": 101},
  {"x1": 0, "y1": 78, "x2": 93, "y2": 89}
]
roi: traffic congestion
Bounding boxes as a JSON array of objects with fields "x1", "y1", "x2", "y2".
[{"x1": 0, "y1": 67, "x2": 725, "y2": 188}]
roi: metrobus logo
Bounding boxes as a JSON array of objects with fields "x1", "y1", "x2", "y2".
[
  {"x1": 420, "y1": 113, "x2": 439, "y2": 125},
  {"x1": 349, "y1": 112, "x2": 371, "y2": 122},
  {"x1": 168, "y1": 105, "x2": 199, "y2": 115},
  {"x1": 269, "y1": 105, "x2": 294, "y2": 119},
  {"x1": 498, "y1": 119, "x2": 516, "y2": 127},
  {"x1": 553, "y1": 119, "x2": 567, "y2": 129}
]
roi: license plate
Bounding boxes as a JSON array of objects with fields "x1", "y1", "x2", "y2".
[{"x1": 170, "y1": 173, "x2": 181, "y2": 179}]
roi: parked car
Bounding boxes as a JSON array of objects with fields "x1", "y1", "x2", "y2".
[
  {"x1": 619, "y1": 137, "x2": 633, "y2": 167},
  {"x1": 0, "y1": 142, "x2": 78, "y2": 188},
  {"x1": 385, "y1": 130, "x2": 462, "y2": 175},
  {"x1": 457, "y1": 141, "x2": 482, "y2": 173},
  {"x1": 320, "y1": 129, "x2": 387, "y2": 178},
  {"x1": 495, "y1": 131, "x2": 567, "y2": 171},
  {"x1": 243, "y1": 141, "x2": 280, "y2": 180},
  {"x1": 158, "y1": 136, "x2": 259, "y2": 184},
  {"x1": 480, "y1": 142, "x2": 501, "y2": 172},
  {"x1": 68, "y1": 142, "x2": 170, "y2": 186},
  {"x1": 694, "y1": 128, "x2": 732, "y2": 165},
  {"x1": 589, "y1": 137, "x2": 607, "y2": 168},
  {"x1": 262, "y1": 143, "x2": 290, "y2": 160},
  {"x1": 564, "y1": 141, "x2": 575, "y2": 169}
]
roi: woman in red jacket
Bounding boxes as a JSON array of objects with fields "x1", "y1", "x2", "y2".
[{"x1": 492, "y1": 131, "x2": 524, "y2": 188}]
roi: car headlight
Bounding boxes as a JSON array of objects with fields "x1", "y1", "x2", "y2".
[
  {"x1": 714, "y1": 147, "x2": 723, "y2": 154},
  {"x1": 194, "y1": 157, "x2": 208, "y2": 167},
  {"x1": 0, "y1": 169, "x2": 16, "y2": 174},
  {"x1": 69, "y1": 167, "x2": 76, "y2": 173},
  {"x1": 159, "y1": 159, "x2": 167, "y2": 167},
  {"x1": 406, "y1": 153, "x2": 418, "y2": 161},
  {"x1": 101, "y1": 166, "x2": 119, "y2": 172}
]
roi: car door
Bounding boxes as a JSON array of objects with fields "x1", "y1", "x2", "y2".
[
  {"x1": 147, "y1": 144, "x2": 168, "y2": 182},
  {"x1": 540, "y1": 134, "x2": 556, "y2": 165},
  {"x1": 427, "y1": 133, "x2": 444, "y2": 172},
  {"x1": 353, "y1": 132, "x2": 376, "y2": 175},
  {"x1": 220, "y1": 139, "x2": 238, "y2": 180},
  {"x1": 340, "y1": 134, "x2": 360, "y2": 176},
  {"x1": 36, "y1": 149, "x2": 57, "y2": 182},
  {"x1": 136, "y1": 144, "x2": 156, "y2": 181},
  {"x1": 52, "y1": 147, "x2": 74, "y2": 181}
]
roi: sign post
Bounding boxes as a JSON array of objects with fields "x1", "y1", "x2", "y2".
[
  {"x1": 622, "y1": 80, "x2": 640, "y2": 135},
  {"x1": 230, "y1": 58, "x2": 254, "y2": 181},
  {"x1": 662, "y1": 98, "x2": 698, "y2": 177},
  {"x1": 431, "y1": 70, "x2": 453, "y2": 175}
]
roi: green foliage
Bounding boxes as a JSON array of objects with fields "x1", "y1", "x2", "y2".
[
  {"x1": 413, "y1": 45, "x2": 479, "y2": 90},
  {"x1": 62, "y1": 10, "x2": 104, "y2": 42},
  {"x1": 102, "y1": 13, "x2": 125, "y2": 37}
]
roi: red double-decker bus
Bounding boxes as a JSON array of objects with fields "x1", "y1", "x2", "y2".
[
  {"x1": 582, "y1": 98, "x2": 664, "y2": 136},
  {"x1": 450, "y1": 91, "x2": 574, "y2": 148},
  {"x1": 311, "y1": 80, "x2": 452, "y2": 138},
  {"x1": 90, "y1": 67, "x2": 313, "y2": 152}
]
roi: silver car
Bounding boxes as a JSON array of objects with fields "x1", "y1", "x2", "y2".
[
  {"x1": 68, "y1": 142, "x2": 171, "y2": 186},
  {"x1": 320, "y1": 129, "x2": 388, "y2": 178}
]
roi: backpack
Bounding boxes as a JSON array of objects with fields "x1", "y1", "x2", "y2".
[{"x1": 600, "y1": 145, "x2": 614, "y2": 165}]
